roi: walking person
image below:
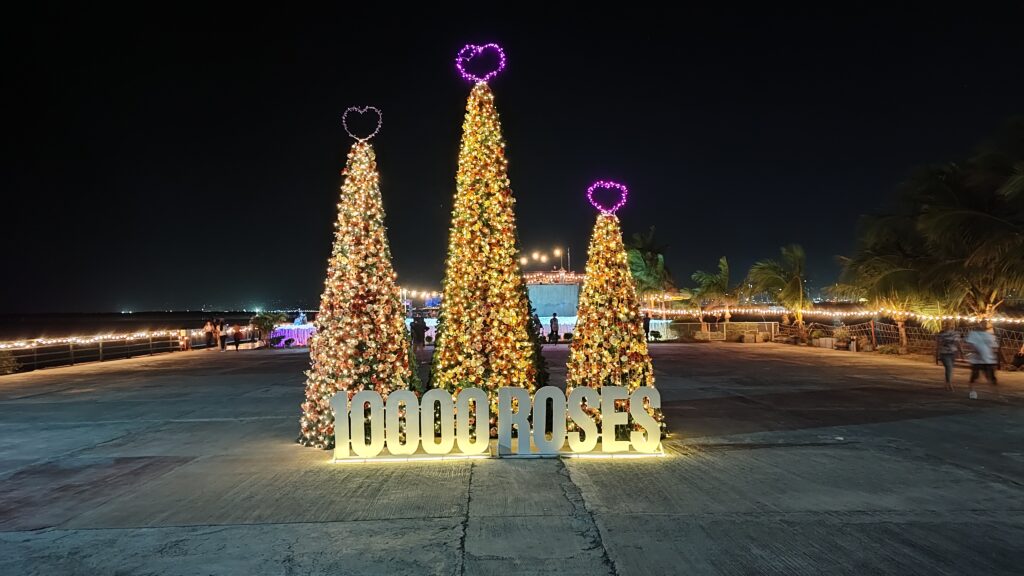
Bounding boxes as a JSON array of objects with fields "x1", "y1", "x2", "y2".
[
  {"x1": 643, "y1": 312, "x2": 652, "y2": 342},
  {"x1": 549, "y1": 313, "x2": 559, "y2": 342},
  {"x1": 216, "y1": 319, "x2": 227, "y2": 351},
  {"x1": 964, "y1": 323, "x2": 998, "y2": 399},
  {"x1": 1013, "y1": 341, "x2": 1024, "y2": 371},
  {"x1": 935, "y1": 321, "x2": 961, "y2": 391},
  {"x1": 233, "y1": 324, "x2": 244, "y2": 350},
  {"x1": 203, "y1": 320, "x2": 214, "y2": 349}
]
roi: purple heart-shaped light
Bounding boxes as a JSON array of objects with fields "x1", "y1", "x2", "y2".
[
  {"x1": 587, "y1": 180, "x2": 629, "y2": 215},
  {"x1": 455, "y1": 43, "x2": 506, "y2": 83},
  {"x1": 342, "y1": 106, "x2": 382, "y2": 142}
]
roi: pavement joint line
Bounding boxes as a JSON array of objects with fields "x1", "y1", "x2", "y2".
[
  {"x1": 550, "y1": 510, "x2": 1024, "y2": 521},
  {"x1": 47, "y1": 453, "x2": 203, "y2": 530},
  {"x1": 558, "y1": 459, "x2": 620, "y2": 576},
  {"x1": 0, "y1": 420, "x2": 162, "y2": 482},
  {"x1": 6, "y1": 515, "x2": 476, "y2": 535},
  {"x1": 457, "y1": 460, "x2": 474, "y2": 576},
  {"x1": 6, "y1": 508, "x2": 1023, "y2": 536},
  {"x1": 1, "y1": 386, "x2": 81, "y2": 401}
]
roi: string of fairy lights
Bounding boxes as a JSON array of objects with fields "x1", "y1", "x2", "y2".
[
  {"x1": 640, "y1": 306, "x2": 1024, "y2": 324},
  {"x1": 6, "y1": 303, "x2": 1021, "y2": 352},
  {"x1": 0, "y1": 330, "x2": 196, "y2": 350}
]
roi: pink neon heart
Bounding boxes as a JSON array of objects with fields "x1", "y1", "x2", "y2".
[
  {"x1": 587, "y1": 181, "x2": 629, "y2": 214},
  {"x1": 455, "y1": 43, "x2": 506, "y2": 83},
  {"x1": 342, "y1": 106, "x2": 382, "y2": 142}
]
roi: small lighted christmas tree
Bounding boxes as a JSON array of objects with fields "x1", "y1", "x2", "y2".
[
  {"x1": 567, "y1": 181, "x2": 655, "y2": 392},
  {"x1": 299, "y1": 107, "x2": 415, "y2": 449},
  {"x1": 433, "y1": 44, "x2": 542, "y2": 428}
]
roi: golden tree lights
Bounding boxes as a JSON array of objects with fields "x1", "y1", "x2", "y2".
[
  {"x1": 567, "y1": 212, "x2": 655, "y2": 392},
  {"x1": 432, "y1": 81, "x2": 539, "y2": 427},
  {"x1": 566, "y1": 192, "x2": 665, "y2": 438},
  {"x1": 298, "y1": 136, "x2": 414, "y2": 449}
]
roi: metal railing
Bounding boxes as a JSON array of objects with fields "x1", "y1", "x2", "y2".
[
  {"x1": 1, "y1": 328, "x2": 260, "y2": 374},
  {"x1": 781, "y1": 321, "x2": 1024, "y2": 365},
  {"x1": 669, "y1": 322, "x2": 779, "y2": 342},
  {"x1": 2, "y1": 334, "x2": 185, "y2": 373}
]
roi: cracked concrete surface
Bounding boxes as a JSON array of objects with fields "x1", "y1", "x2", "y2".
[{"x1": 1, "y1": 344, "x2": 1023, "y2": 575}]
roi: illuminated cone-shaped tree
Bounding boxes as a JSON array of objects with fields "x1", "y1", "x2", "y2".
[
  {"x1": 434, "y1": 45, "x2": 540, "y2": 429},
  {"x1": 567, "y1": 181, "x2": 655, "y2": 392},
  {"x1": 299, "y1": 107, "x2": 415, "y2": 449}
]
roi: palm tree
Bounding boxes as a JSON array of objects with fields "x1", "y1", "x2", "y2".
[
  {"x1": 626, "y1": 226, "x2": 674, "y2": 296},
  {"x1": 834, "y1": 203, "x2": 966, "y2": 353},
  {"x1": 836, "y1": 118, "x2": 1024, "y2": 348},
  {"x1": 844, "y1": 118, "x2": 1024, "y2": 329},
  {"x1": 907, "y1": 122, "x2": 1024, "y2": 324},
  {"x1": 747, "y1": 245, "x2": 812, "y2": 339},
  {"x1": 691, "y1": 256, "x2": 735, "y2": 329}
]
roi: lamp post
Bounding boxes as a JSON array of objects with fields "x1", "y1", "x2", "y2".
[{"x1": 521, "y1": 246, "x2": 572, "y2": 272}]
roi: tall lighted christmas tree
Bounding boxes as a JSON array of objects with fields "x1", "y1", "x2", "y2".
[
  {"x1": 433, "y1": 44, "x2": 539, "y2": 423},
  {"x1": 567, "y1": 181, "x2": 655, "y2": 392},
  {"x1": 299, "y1": 107, "x2": 415, "y2": 449}
]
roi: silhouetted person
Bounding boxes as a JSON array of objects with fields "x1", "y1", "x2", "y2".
[
  {"x1": 203, "y1": 320, "x2": 214, "y2": 349},
  {"x1": 411, "y1": 316, "x2": 428, "y2": 354},
  {"x1": 233, "y1": 324, "x2": 244, "y2": 350},
  {"x1": 935, "y1": 321, "x2": 961, "y2": 391},
  {"x1": 643, "y1": 313, "x2": 651, "y2": 341},
  {"x1": 549, "y1": 313, "x2": 559, "y2": 340},
  {"x1": 217, "y1": 319, "x2": 227, "y2": 351}
]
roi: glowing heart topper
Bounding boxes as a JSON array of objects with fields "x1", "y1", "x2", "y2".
[
  {"x1": 455, "y1": 43, "x2": 506, "y2": 83},
  {"x1": 587, "y1": 180, "x2": 629, "y2": 215},
  {"x1": 342, "y1": 106, "x2": 382, "y2": 142}
]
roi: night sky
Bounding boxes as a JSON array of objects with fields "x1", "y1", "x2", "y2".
[{"x1": 5, "y1": 7, "x2": 1022, "y2": 312}]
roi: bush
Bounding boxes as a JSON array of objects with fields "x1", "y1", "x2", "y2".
[
  {"x1": 876, "y1": 344, "x2": 901, "y2": 355},
  {"x1": 809, "y1": 329, "x2": 824, "y2": 340},
  {"x1": 268, "y1": 335, "x2": 285, "y2": 348},
  {"x1": 0, "y1": 350, "x2": 19, "y2": 375},
  {"x1": 833, "y1": 327, "x2": 850, "y2": 341},
  {"x1": 251, "y1": 311, "x2": 289, "y2": 347},
  {"x1": 650, "y1": 330, "x2": 662, "y2": 341},
  {"x1": 284, "y1": 338, "x2": 295, "y2": 348},
  {"x1": 563, "y1": 332, "x2": 573, "y2": 341}
]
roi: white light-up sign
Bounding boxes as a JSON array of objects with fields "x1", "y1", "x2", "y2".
[{"x1": 330, "y1": 385, "x2": 661, "y2": 461}]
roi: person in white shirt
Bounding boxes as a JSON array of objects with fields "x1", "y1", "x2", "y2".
[{"x1": 963, "y1": 324, "x2": 998, "y2": 398}]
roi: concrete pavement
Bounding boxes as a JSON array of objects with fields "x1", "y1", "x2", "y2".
[{"x1": 1, "y1": 343, "x2": 1022, "y2": 575}]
